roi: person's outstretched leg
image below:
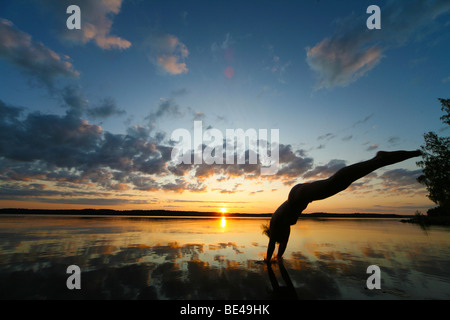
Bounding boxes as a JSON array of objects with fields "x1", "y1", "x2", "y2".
[
  {"x1": 291, "y1": 150, "x2": 421, "y2": 203},
  {"x1": 329, "y1": 150, "x2": 421, "y2": 190}
]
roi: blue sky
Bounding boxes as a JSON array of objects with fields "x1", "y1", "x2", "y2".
[{"x1": 0, "y1": 0, "x2": 449, "y2": 213}]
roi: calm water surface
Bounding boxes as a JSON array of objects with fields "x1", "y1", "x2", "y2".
[{"x1": 0, "y1": 215, "x2": 449, "y2": 299}]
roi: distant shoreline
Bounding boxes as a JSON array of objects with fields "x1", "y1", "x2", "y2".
[{"x1": 0, "y1": 208, "x2": 412, "y2": 219}]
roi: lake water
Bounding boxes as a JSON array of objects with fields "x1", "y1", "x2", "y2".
[{"x1": 0, "y1": 215, "x2": 449, "y2": 300}]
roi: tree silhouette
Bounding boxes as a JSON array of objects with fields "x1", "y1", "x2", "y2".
[{"x1": 417, "y1": 98, "x2": 450, "y2": 215}]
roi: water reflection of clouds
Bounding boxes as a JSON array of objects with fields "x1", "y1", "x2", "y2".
[
  {"x1": 0, "y1": 217, "x2": 449, "y2": 299},
  {"x1": 0, "y1": 241, "x2": 350, "y2": 299}
]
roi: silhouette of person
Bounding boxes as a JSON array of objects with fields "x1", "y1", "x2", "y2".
[{"x1": 265, "y1": 150, "x2": 422, "y2": 262}]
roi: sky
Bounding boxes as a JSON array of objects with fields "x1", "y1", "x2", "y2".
[{"x1": 0, "y1": 0, "x2": 449, "y2": 214}]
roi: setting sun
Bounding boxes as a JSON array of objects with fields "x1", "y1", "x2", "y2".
[{"x1": 220, "y1": 208, "x2": 227, "y2": 214}]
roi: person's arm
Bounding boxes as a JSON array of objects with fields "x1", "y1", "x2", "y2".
[{"x1": 266, "y1": 238, "x2": 276, "y2": 262}]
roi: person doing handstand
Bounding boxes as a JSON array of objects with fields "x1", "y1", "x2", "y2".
[{"x1": 265, "y1": 150, "x2": 422, "y2": 262}]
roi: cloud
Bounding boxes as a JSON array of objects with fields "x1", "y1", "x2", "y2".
[
  {"x1": 275, "y1": 145, "x2": 314, "y2": 180},
  {"x1": 352, "y1": 114, "x2": 374, "y2": 128},
  {"x1": 0, "y1": 180, "x2": 154, "y2": 205},
  {"x1": 157, "y1": 55, "x2": 188, "y2": 75},
  {"x1": 377, "y1": 168, "x2": 424, "y2": 195},
  {"x1": 0, "y1": 97, "x2": 213, "y2": 203},
  {"x1": 0, "y1": 100, "x2": 428, "y2": 205},
  {"x1": 61, "y1": 85, "x2": 125, "y2": 119},
  {"x1": 215, "y1": 183, "x2": 242, "y2": 194},
  {"x1": 145, "y1": 98, "x2": 184, "y2": 129},
  {"x1": 171, "y1": 88, "x2": 188, "y2": 97},
  {"x1": 0, "y1": 99, "x2": 168, "y2": 182},
  {"x1": 0, "y1": 106, "x2": 103, "y2": 166},
  {"x1": 168, "y1": 140, "x2": 313, "y2": 184},
  {"x1": 270, "y1": 56, "x2": 290, "y2": 74},
  {"x1": 379, "y1": 169, "x2": 422, "y2": 187},
  {"x1": 169, "y1": 199, "x2": 249, "y2": 204},
  {"x1": 36, "y1": 197, "x2": 150, "y2": 206},
  {"x1": 0, "y1": 18, "x2": 79, "y2": 89},
  {"x1": 211, "y1": 33, "x2": 234, "y2": 51},
  {"x1": 264, "y1": 46, "x2": 291, "y2": 83},
  {"x1": 86, "y1": 98, "x2": 126, "y2": 119},
  {"x1": 306, "y1": 34, "x2": 383, "y2": 89},
  {"x1": 0, "y1": 99, "x2": 24, "y2": 123},
  {"x1": 303, "y1": 159, "x2": 347, "y2": 180},
  {"x1": 306, "y1": 0, "x2": 450, "y2": 89},
  {"x1": 61, "y1": 85, "x2": 88, "y2": 112},
  {"x1": 342, "y1": 135, "x2": 353, "y2": 141},
  {"x1": 42, "y1": 0, "x2": 131, "y2": 50},
  {"x1": 147, "y1": 34, "x2": 189, "y2": 75},
  {"x1": 0, "y1": 19, "x2": 125, "y2": 118},
  {"x1": 387, "y1": 136, "x2": 400, "y2": 145},
  {"x1": 317, "y1": 133, "x2": 336, "y2": 141},
  {"x1": 0, "y1": 183, "x2": 106, "y2": 199}
]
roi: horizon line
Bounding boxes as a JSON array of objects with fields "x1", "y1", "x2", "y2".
[{"x1": 0, "y1": 208, "x2": 414, "y2": 217}]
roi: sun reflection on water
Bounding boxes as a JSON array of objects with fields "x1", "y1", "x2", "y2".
[{"x1": 221, "y1": 216, "x2": 226, "y2": 228}]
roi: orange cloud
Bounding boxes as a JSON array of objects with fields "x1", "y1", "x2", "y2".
[
  {"x1": 306, "y1": 38, "x2": 383, "y2": 89},
  {"x1": 157, "y1": 55, "x2": 188, "y2": 75},
  {"x1": 48, "y1": 0, "x2": 132, "y2": 50},
  {"x1": 147, "y1": 34, "x2": 189, "y2": 75}
]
